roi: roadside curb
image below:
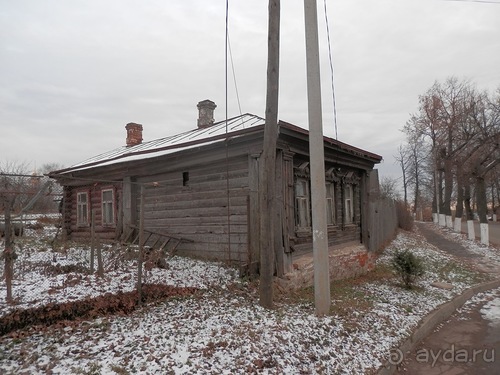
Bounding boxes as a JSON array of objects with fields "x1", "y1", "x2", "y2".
[{"x1": 378, "y1": 277, "x2": 500, "y2": 375}]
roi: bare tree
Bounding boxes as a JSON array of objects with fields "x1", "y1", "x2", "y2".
[
  {"x1": 394, "y1": 145, "x2": 410, "y2": 206},
  {"x1": 379, "y1": 176, "x2": 401, "y2": 201}
]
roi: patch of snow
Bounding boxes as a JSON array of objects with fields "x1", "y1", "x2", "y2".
[{"x1": 1, "y1": 225, "x2": 500, "y2": 374}]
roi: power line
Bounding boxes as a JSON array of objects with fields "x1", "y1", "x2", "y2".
[
  {"x1": 323, "y1": 0, "x2": 338, "y2": 140},
  {"x1": 444, "y1": 0, "x2": 500, "y2": 4},
  {"x1": 227, "y1": 32, "x2": 244, "y2": 125}
]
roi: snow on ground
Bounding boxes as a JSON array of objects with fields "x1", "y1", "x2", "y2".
[
  {"x1": 1, "y1": 222, "x2": 500, "y2": 374},
  {"x1": 431, "y1": 224, "x2": 500, "y2": 267},
  {"x1": 0, "y1": 225, "x2": 235, "y2": 317}
]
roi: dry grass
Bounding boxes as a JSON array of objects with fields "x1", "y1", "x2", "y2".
[{"x1": 283, "y1": 263, "x2": 394, "y2": 319}]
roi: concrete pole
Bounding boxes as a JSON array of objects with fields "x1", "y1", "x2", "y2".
[{"x1": 304, "y1": 0, "x2": 330, "y2": 316}]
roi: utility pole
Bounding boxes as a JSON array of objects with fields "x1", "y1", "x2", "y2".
[
  {"x1": 304, "y1": 0, "x2": 330, "y2": 315},
  {"x1": 259, "y1": 0, "x2": 280, "y2": 309}
]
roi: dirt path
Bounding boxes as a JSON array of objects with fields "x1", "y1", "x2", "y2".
[
  {"x1": 416, "y1": 222, "x2": 500, "y2": 275},
  {"x1": 393, "y1": 223, "x2": 500, "y2": 375}
]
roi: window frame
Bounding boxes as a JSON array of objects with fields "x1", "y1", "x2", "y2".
[
  {"x1": 326, "y1": 181, "x2": 336, "y2": 226},
  {"x1": 101, "y1": 188, "x2": 115, "y2": 226},
  {"x1": 344, "y1": 184, "x2": 354, "y2": 224},
  {"x1": 76, "y1": 191, "x2": 89, "y2": 227},
  {"x1": 294, "y1": 177, "x2": 311, "y2": 231}
]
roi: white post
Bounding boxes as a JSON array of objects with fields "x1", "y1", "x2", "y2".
[
  {"x1": 454, "y1": 217, "x2": 461, "y2": 233},
  {"x1": 480, "y1": 223, "x2": 489, "y2": 246},
  {"x1": 439, "y1": 214, "x2": 446, "y2": 227},
  {"x1": 467, "y1": 220, "x2": 475, "y2": 241},
  {"x1": 446, "y1": 215, "x2": 453, "y2": 228},
  {"x1": 304, "y1": 0, "x2": 330, "y2": 316}
]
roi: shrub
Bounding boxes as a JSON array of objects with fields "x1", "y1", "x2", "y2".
[{"x1": 391, "y1": 249, "x2": 424, "y2": 289}]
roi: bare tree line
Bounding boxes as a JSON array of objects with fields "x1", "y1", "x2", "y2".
[
  {"x1": 398, "y1": 77, "x2": 500, "y2": 233},
  {"x1": 0, "y1": 162, "x2": 63, "y2": 217}
]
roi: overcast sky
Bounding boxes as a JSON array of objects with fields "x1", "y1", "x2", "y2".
[{"x1": 1, "y1": 0, "x2": 499, "y2": 180}]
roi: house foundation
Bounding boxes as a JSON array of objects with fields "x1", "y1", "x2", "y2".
[{"x1": 277, "y1": 243, "x2": 377, "y2": 291}]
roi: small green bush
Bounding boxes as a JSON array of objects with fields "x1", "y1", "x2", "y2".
[{"x1": 391, "y1": 249, "x2": 424, "y2": 289}]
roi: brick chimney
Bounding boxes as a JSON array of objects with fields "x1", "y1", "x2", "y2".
[
  {"x1": 197, "y1": 99, "x2": 217, "y2": 128},
  {"x1": 125, "y1": 123, "x2": 143, "y2": 147}
]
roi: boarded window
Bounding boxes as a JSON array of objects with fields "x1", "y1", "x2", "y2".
[
  {"x1": 77, "y1": 192, "x2": 89, "y2": 226},
  {"x1": 102, "y1": 189, "x2": 115, "y2": 225},
  {"x1": 326, "y1": 182, "x2": 336, "y2": 225},
  {"x1": 295, "y1": 178, "x2": 311, "y2": 229},
  {"x1": 344, "y1": 184, "x2": 354, "y2": 224}
]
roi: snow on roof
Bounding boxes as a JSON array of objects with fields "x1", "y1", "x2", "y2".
[
  {"x1": 53, "y1": 112, "x2": 381, "y2": 175},
  {"x1": 60, "y1": 113, "x2": 265, "y2": 173}
]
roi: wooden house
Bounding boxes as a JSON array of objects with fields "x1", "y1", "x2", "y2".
[{"x1": 49, "y1": 100, "x2": 382, "y2": 277}]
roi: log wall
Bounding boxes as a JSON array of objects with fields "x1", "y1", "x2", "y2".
[
  {"x1": 65, "y1": 183, "x2": 122, "y2": 242},
  {"x1": 136, "y1": 155, "x2": 251, "y2": 264}
]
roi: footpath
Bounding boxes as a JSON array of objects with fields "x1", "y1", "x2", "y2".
[{"x1": 380, "y1": 222, "x2": 500, "y2": 375}]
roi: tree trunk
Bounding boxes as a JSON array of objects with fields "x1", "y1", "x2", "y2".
[
  {"x1": 454, "y1": 164, "x2": 464, "y2": 232},
  {"x1": 455, "y1": 168, "x2": 464, "y2": 219},
  {"x1": 476, "y1": 175, "x2": 488, "y2": 224},
  {"x1": 464, "y1": 179, "x2": 474, "y2": 221},
  {"x1": 413, "y1": 160, "x2": 419, "y2": 215},
  {"x1": 443, "y1": 157, "x2": 453, "y2": 216}
]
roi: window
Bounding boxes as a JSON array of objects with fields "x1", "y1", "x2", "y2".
[
  {"x1": 182, "y1": 171, "x2": 189, "y2": 187},
  {"x1": 344, "y1": 184, "x2": 354, "y2": 224},
  {"x1": 102, "y1": 189, "x2": 115, "y2": 225},
  {"x1": 77, "y1": 192, "x2": 89, "y2": 226},
  {"x1": 295, "y1": 178, "x2": 311, "y2": 229},
  {"x1": 326, "y1": 182, "x2": 336, "y2": 225}
]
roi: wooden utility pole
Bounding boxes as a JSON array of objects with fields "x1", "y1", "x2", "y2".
[
  {"x1": 304, "y1": 0, "x2": 330, "y2": 315},
  {"x1": 90, "y1": 209, "x2": 96, "y2": 273},
  {"x1": 137, "y1": 184, "x2": 145, "y2": 305},
  {"x1": 3, "y1": 200, "x2": 13, "y2": 303},
  {"x1": 259, "y1": 0, "x2": 280, "y2": 309}
]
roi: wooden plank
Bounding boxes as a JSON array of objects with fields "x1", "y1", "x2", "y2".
[
  {"x1": 143, "y1": 215, "x2": 248, "y2": 226},
  {"x1": 274, "y1": 151, "x2": 285, "y2": 277},
  {"x1": 169, "y1": 233, "x2": 247, "y2": 244},
  {"x1": 144, "y1": 205, "x2": 248, "y2": 220},
  {"x1": 144, "y1": 196, "x2": 249, "y2": 211},
  {"x1": 128, "y1": 225, "x2": 193, "y2": 243},
  {"x1": 247, "y1": 154, "x2": 260, "y2": 275},
  {"x1": 146, "y1": 189, "x2": 249, "y2": 203},
  {"x1": 146, "y1": 224, "x2": 247, "y2": 235}
]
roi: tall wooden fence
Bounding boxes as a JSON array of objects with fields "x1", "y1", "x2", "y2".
[
  {"x1": 367, "y1": 198, "x2": 398, "y2": 252},
  {"x1": 366, "y1": 170, "x2": 399, "y2": 252}
]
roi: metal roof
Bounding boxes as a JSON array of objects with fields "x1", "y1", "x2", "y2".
[
  {"x1": 53, "y1": 113, "x2": 382, "y2": 175},
  {"x1": 61, "y1": 114, "x2": 265, "y2": 173}
]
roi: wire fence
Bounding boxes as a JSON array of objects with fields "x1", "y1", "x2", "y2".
[{"x1": 0, "y1": 213, "x2": 173, "y2": 319}]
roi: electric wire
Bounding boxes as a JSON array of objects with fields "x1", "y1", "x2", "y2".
[
  {"x1": 227, "y1": 32, "x2": 245, "y2": 127},
  {"x1": 323, "y1": 0, "x2": 338, "y2": 140},
  {"x1": 445, "y1": 0, "x2": 500, "y2": 3}
]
